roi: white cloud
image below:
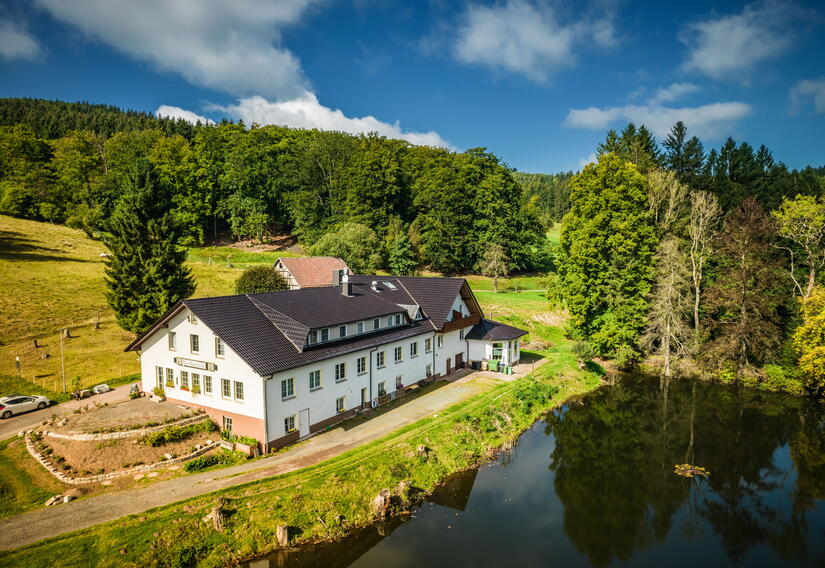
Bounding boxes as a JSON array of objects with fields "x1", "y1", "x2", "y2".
[
  {"x1": 0, "y1": 17, "x2": 41, "y2": 60},
  {"x1": 207, "y1": 93, "x2": 452, "y2": 148},
  {"x1": 648, "y1": 82, "x2": 701, "y2": 105},
  {"x1": 35, "y1": 0, "x2": 317, "y2": 98},
  {"x1": 453, "y1": 0, "x2": 615, "y2": 83},
  {"x1": 790, "y1": 77, "x2": 825, "y2": 114},
  {"x1": 680, "y1": 1, "x2": 800, "y2": 80},
  {"x1": 155, "y1": 105, "x2": 214, "y2": 125},
  {"x1": 578, "y1": 152, "x2": 597, "y2": 168},
  {"x1": 563, "y1": 101, "x2": 752, "y2": 139}
]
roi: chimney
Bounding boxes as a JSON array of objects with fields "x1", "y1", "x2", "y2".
[
  {"x1": 332, "y1": 269, "x2": 341, "y2": 286},
  {"x1": 342, "y1": 282, "x2": 352, "y2": 296},
  {"x1": 371, "y1": 280, "x2": 379, "y2": 292}
]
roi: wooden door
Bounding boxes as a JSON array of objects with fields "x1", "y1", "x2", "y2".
[
  {"x1": 455, "y1": 353, "x2": 463, "y2": 368},
  {"x1": 446, "y1": 358, "x2": 452, "y2": 375}
]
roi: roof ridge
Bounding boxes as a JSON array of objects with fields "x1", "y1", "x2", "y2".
[{"x1": 247, "y1": 295, "x2": 308, "y2": 351}]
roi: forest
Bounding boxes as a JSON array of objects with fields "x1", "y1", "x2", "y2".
[
  {"x1": 558, "y1": 122, "x2": 825, "y2": 396},
  {"x1": 1, "y1": 98, "x2": 824, "y2": 394}
]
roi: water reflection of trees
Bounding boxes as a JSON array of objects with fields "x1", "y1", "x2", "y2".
[{"x1": 546, "y1": 375, "x2": 824, "y2": 567}]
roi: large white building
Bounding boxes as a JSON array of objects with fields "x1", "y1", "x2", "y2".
[{"x1": 126, "y1": 274, "x2": 526, "y2": 451}]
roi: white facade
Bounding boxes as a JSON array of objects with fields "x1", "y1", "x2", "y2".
[
  {"x1": 264, "y1": 330, "x2": 439, "y2": 441},
  {"x1": 139, "y1": 307, "x2": 266, "y2": 428},
  {"x1": 134, "y1": 286, "x2": 521, "y2": 449}
]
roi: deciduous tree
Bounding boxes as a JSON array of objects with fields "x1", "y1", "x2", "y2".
[{"x1": 772, "y1": 195, "x2": 825, "y2": 298}]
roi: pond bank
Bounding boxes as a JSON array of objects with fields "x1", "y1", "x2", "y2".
[{"x1": 0, "y1": 365, "x2": 602, "y2": 568}]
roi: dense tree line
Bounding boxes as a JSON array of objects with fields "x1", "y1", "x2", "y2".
[
  {"x1": 559, "y1": 121, "x2": 825, "y2": 395},
  {"x1": 0, "y1": 97, "x2": 200, "y2": 140},
  {"x1": 0, "y1": 98, "x2": 545, "y2": 276},
  {"x1": 512, "y1": 171, "x2": 573, "y2": 225}
]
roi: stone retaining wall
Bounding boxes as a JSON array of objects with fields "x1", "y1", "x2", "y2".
[
  {"x1": 25, "y1": 432, "x2": 220, "y2": 485},
  {"x1": 45, "y1": 414, "x2": 208, "y2": 442}
]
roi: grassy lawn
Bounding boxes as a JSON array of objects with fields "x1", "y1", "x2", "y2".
[
  {"x1": 0, "y1": 213, "x2": 559, "y2": 393},
  {"x1": 0, "y1": 363, "x2": 601, "y2": 568},
  {"x1": 0, "y1": 437, "x2": 65, "y2": 520}
]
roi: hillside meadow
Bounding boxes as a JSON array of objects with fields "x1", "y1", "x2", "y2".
[{"x1": 0, "y1": 215, "x2": 556, "y2": 395}]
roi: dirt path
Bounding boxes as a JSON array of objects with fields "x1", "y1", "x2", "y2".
[{"x1": 0, "y1": 369, "x2": 531, "y2": 551}]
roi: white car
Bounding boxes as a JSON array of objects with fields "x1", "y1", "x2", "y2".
[{"x1": 0, "y1": 395, "x2": 50, "y2": 418}]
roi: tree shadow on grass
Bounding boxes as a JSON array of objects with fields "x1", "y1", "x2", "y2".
[{"x1": 0, "y1": 230, "x2": 94, "y2": 263}]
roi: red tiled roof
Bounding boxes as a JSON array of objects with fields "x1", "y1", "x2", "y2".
[{"x1": 278, "y1": 256, "x2": 350, "y2": 288}]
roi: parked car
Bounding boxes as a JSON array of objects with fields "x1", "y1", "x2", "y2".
[
  {"x1": 92, "y1": 383, "x2": 111, "y2": 395},
  {"x1": 0, "y1": 395, "x2": 50, "y2": 418}
]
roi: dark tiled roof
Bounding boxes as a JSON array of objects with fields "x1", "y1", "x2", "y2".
[
  {"x1": 349, "y1": 275, "x2": 468, "y2": 330},
  {"x1": 465, "y1": 318, "x2": 528, "y2": 341},
  {"x1": 185, "y1": 292, "x2": 432, "y2": 375},
  {"x1": 278, "y1": 256, "x2": 350, "y2": 288}
]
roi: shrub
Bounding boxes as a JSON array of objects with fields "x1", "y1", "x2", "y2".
[
  {"x1": 762, "y1": 364, "x2": 805, "y2": 395},
  {"x1": 152, "y1": 386, "x2": 165, "y2": 398},
  {"x1": 183, "y1": 450, "x2": 244, "y2": 472},
  {"x1": 143, "y1": 420, "x2": 218, "y2": 447},
  {"x1": 234, "y1": 266, "x2": 289, "y2": 295}
]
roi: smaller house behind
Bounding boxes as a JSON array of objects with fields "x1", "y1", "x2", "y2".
[{"x1": 275, "y1": 256, "x2": 351, "y2": 290}]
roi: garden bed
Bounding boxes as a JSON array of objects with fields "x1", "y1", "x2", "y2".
[{"x1": 48, "y1": 398, "x2": 196, "y2": 435}]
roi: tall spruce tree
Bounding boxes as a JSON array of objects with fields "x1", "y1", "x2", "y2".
[
  {"x1": 559, "y1": 153, "x2": 658, "y2": 362},
  {"x1": 104, "y1": 162, "x2": 194, "y2": 333}
]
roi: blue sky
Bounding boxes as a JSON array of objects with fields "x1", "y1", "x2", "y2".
[{"x1": 1, "y1": 0, "x2": 824, "y2": 173}]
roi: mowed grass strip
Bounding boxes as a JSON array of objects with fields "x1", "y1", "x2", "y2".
[
  {"x1": 0, "y1": 437, "x2": 66, "y2": 520},
  {"x1": 0, "y1": 366, "x2": 601, "y2": 568}
]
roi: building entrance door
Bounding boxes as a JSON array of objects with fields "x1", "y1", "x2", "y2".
[
  {"x1": 455, "y1": 353, "x2": 463, "y2": 369},
  {"x1": 446, "y1": 358, "x2": 452, "y2": 375},
  {"x1": 361, "y1": 387, "x2": 368, "y2": 408},
  {"x1": 298, "y1": 408, "x2": 310, "y2": 437}
]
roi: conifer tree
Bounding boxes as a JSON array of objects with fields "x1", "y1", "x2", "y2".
[
  {"x1": 559, "y1": 153, "x2": 657, "y2": 362},
  {"x1": 388, "y1": 233, "x2": 418, "y2": 276},
  {"x1": 104, "y1": 162, "x2": 194, "y2": 333}
]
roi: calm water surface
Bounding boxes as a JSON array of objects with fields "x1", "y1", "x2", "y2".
[{"x1": 248, "y1": 375, "x2": 825, "y2": 568}]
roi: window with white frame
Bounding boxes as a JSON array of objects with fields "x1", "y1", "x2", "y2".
[
  {"x1": 166, "y1": 368, "x2": 174, "y2": 386},
  {"x1": 377, "y1": 381, "x2": 386, "y2": 396},
  {"x1": 376, "y1": 351, "x2": 385, "y2": 368},
  {"x1": 308, "y1": 330, "x2": 318, "y2": 345},
  {"x1": 309, "y1": 370, "x2": 321, "y2": 390},
  {"x1": 215, "y1": 337, "x2": 225, "y2": 358},
  {"x1": 321, "y1": 328, "x2": 329, "y2": 342},
  {"x1": 190, "y1": 334, "x2": 199, "y2": 354},
  {"x1": 285, "y1": 415, "x2": 296, "y2": 433},
  {"x1": 155, "y1": 366, "x2": 163, "y2": 387},
  {"x1": 339, "y1": 325, "x2": 347, "y2": 338},
  {"x1": 395, "y1": 314, "x2": 402, "y2": 325},
  {"x1": 192, "y1": 373, "x2": 201, "y2": 392},
  {"x1": 180, "y1": 371, "x2": 189, "y2": 389},
  {"x1": 373, "y1": 318, "x2": 380, "y2": 330},
  {"x1": 336, "y1": 396, "x2": 345, "y2": 413},
  {"x1": 357, "y1": 356, "x2": 366, "y2": 374},
  {"x1": 357, "y1": 322, "x2": 364, "y2": 334},
  {"x1": 281, "y1": 377, "x2": 294, "y2": 399},
  {"x1": 222, "y1": 416, "x2": 233, "y2": 431},
  {"x1": 410, "y1": 341, "x2": 418, "y2": 357},
  {"x1": 168, "y1": 331, "x2": 176, "y2": 350},
  {"x1": 387, "y1": 316, "x2": 394, "y2": 326},
  {"x1": 234, "y1": 381, "x2": 244, "y2": 401},
  {"x1": 459, "y1": 328, "x2": 464, "y2": 340},
  {"x1": 221, "y1": 378, "x2": 231, "y2": 398},
  {"x1": 335, "y1": 362, "x2": 346, "y2": 382},
  {"x1": 396, "y1": 375, "x2": 403, "y2": 389},
  {"x1": 204, "y1": 375, "x2": 213, "y2": 394},
  {"x1": 425, "y1": 338, "x2": 432, "y2": 353},
  {"x1": 189, "y1": 314, "x2": 198, "y2": 325},
  {"x1": 437, "y1": 335, "x2": 443, "y2": 348},
  {"x1": 394, "y1": 346, "x2": 402, "y2": 363}
]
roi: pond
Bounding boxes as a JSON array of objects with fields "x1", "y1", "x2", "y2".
[{"x1": 246, "y1": 375, "x2": 825, "y2": 568}]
